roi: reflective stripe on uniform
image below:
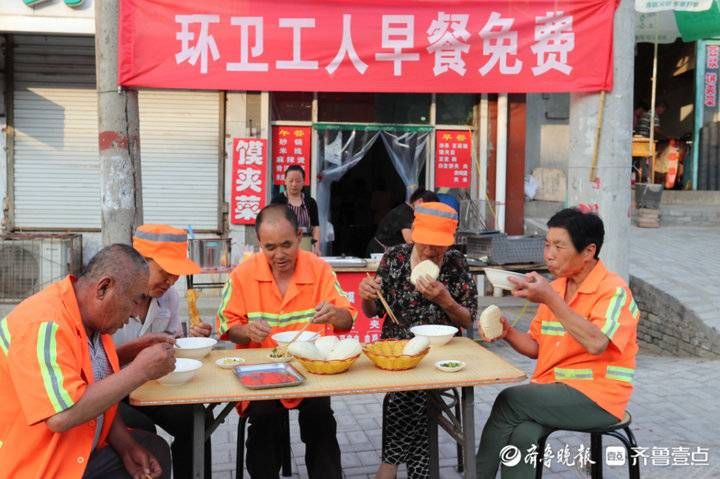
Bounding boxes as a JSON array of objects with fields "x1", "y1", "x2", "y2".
[
  {"x1": 0, "y1": 316, "x2": 10, "y2": 355},
  {"x1": 540, "y1": 321, "x2": 565, "y2": 336},
  {"x1": 217, "y1": 281, "x2": 234, "y2": 334},
  {"x1": 628, "y1": 299, "x2": 640, "y2": 320},
  {"x1": 606, "y1": 365, "x2": 635, "y2": 383},
  {"x1": 554, "y1": 367, "x2": 593, "y2": 380},
  {"x1": 332, "y1": 272, "x2": 349, "y2": 299},
  {"x1": 601, "y1": 287, "x2": 626, "y2": 339},
  {"x1": 133, "y1": 230, "x2": 187, "y2": 243},
  {"x1": 36, "y1": 322, "x2": 74, "y2": 413},
  {"x1": 248, "y1": 308, "x2": 316, "y2": 327}
]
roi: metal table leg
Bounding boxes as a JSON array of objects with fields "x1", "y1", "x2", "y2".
[
  {"x1": 193, "y1": 404, "x2": 205, "y2": 479},
  {"x1": 461, "y1": 386, "x2": 477, "y2": 478},
  {"x1": 428, "y1": 408, "x2": 440, "y2": 479}
]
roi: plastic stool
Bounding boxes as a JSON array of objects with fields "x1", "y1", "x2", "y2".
[
  {"x1": 235, "y1": 409, "x2": 292, "y2": 478},
  {"x1": 535, "y1": 412, "x2": 640, "y2": 479}
]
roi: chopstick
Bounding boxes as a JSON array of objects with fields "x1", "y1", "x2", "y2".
[
  {"x1": 287, "y1": 320, "x2": 313, "y2": 348},
  {"x1": 366, "y1": 273, "x2": 400, "y2": 325}
]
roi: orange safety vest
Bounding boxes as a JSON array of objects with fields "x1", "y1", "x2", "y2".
[
  {"x1": 216, "y1": 250, "x2": 357, "y2": 410},
  {"x1": 529, "y1": 261, "x2": 638, "y2": 420},
  {"x1": 0, "y1": 276, "x2": 120, "y2": 478}
]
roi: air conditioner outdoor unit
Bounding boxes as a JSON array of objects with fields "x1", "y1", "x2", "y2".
[{"x1": 0, "y1": 234, "x2": 82, "y2": 303}]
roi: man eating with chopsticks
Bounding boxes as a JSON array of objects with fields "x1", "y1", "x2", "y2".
[
  {"x1": 113, "y1": 224, "x2": 213, "y2": 479},
  {"x1": 217, "y1": 203, "x2": 357, "y2": 479}
]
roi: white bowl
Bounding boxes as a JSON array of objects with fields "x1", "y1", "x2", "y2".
[
  {"x1": 483, "y1": 268, "x2": 527, "y2": 291},
  {"x1": 215, "y1": 356, "x2": 245, "y2": 369},
  {"x1": 175, "y1": 337, "x2": 217, "y2": 359},
  {"x1": 271, "y1": 331, "x2": 320, "y2": 346},
  {"x1": 435, "y1": 360, "x2": 466, "y2": 373},
  {"x1": 410, "y1": 325, "x2": 458, "y2": 347},
  {"x1": 157, "y1": 358, "x2": 202, "y2": 385}
]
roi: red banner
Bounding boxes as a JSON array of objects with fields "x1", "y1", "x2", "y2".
[
  {"x1": 119, "y1": 0, "x2": 616, "y2": 93},
  {"x1": 230, "y1": 138, "x2": 267, "y2": 225},
  {"x1": 333, "y1": 272, "x2": 384, "y2": 344},
  {"x1": 435, "y1": 130, "x2": 472, "y2": 188},
  {"x1": 271, "y1": 126, "x2": 312, "y2": 185}
]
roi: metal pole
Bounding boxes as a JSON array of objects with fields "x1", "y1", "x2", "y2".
[
  {"x1": 495, "y1": 93, "x2": 508, "y2": 232},
  {"x1": 95, "y1": 0, "x2": 142, "y2": 245},
  {"x1": 649, "y1": 41, "x2": 658, "y2": 183}
]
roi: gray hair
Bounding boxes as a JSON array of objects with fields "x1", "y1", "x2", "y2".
[{"x1": 81, "y1": 244, "x2": 148, "y2": 288}]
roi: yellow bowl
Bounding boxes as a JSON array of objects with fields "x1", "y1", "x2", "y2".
[
  {"x1": 363, "y1": 340, "x2": 429, "y2": 371},
  {"x1": 293, "y1": 354, "x2": 360, "y2": 375}
]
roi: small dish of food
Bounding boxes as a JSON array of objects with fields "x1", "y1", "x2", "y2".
[
  {"x1": 268, "y1": 347, "x2": 293, "y2": 362},
  {"x1": 215, "y1": 356, "x2": 245, "y2": 369},
  {"x1": 434, "y1": 360, "x2": 466, "y2": 373}
]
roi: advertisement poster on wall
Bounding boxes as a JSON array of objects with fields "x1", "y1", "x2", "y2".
[
  {"x1": 272, "y1": 126, "x2": 312, "y2": 185},
  {"x1": 230, "y1": 137, "x2": 267, "y2": 225},
  {"x1": 434, "y1": 130, "x2": 472, "y2": 189}
]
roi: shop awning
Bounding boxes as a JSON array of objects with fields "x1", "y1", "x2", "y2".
[{"x1": 119, "y1": 0, "x2": 618, "y2": 94}]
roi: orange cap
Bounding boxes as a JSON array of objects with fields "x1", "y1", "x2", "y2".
[
  {"x1": 132, "y1": 224, "x2": 200, "y2": 276},
  {"x1": 411, "y1": 202, "x2": 458, "y2": 246}
]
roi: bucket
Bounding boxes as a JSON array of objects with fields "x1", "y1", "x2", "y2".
[
  {"x1": 635, "y1": 183, "x2": 663, "y2": 210},
  {"x1": 188, "y1": 239, "x2": 231, "y2": 268}
]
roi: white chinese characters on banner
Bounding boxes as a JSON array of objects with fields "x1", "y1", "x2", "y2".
[
  {"x1": 231, "y1": 138, "x2": 267, "y2": 225},
  {"x1": 174, "y1": 11, "x2": 575, "y2": 78}
]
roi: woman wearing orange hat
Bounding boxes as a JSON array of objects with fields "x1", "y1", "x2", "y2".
[
  {"x1": 113, "y1": 224, "x2": 212, "y2": 479},
  {"x1": 358, "y1": 202, "x2": 478, "y2": 479}
]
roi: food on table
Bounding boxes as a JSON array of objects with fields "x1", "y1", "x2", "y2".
[
  {"x1": 479, "y1": 304, "x2": 503, "y2": 340},
  {"x1": 402, "y1": 335, "x2": 430, "y2": 355},
  {"x1": 315, "y1": 335, "x2": 340, "y2": 357},
  {"x1": 186, "y1": 288, "x2": 202, "y2": 327},
  {"x1": 439, "y1": 361, "x2": 461, "y2": 368},
  {"x1": 240, "y1": 371, "x2": 297, "y2": 387},
  {"x1": 325, "y1": 338, "x2": 362, "y2": 360},
  {"x1": 288, "y1": 341, "x2": 325, "y2": 360},
  {"x1": 269, "y1": 347, "x2": 292, "y2": 360},
  {"x1": 218, "y1": 357, "x2": 244, "y2": 366},
  {"x1": 409, "y1": 259, "x2": 440, "y2": 286}
]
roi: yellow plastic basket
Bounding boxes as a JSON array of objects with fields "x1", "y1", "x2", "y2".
[
  {"x1": 293, "y1": 354, "x2": 360, "y2": 375},
  {"x1": 363, "y1": 340, "x2": 429, "y2": 371}
]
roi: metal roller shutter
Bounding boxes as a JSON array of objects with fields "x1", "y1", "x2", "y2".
[
  {"x1": 12, "y1": 34, "x2": 100, "y2": 228},
  {"x1": 139, "y1": 90, "x2": 221, "y2": 231}
]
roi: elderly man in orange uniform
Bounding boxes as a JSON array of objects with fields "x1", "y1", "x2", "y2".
[
  {"x1": 476, "y1": 208, "x2": 639, "y2": 478},
  {"x1": 0, "y1": 244, "x2": 176, "y2": 478},
  {"x1": 217, "y1": 204, "x2": 357, "y2": 479}
]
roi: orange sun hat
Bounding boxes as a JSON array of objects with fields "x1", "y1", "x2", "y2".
[
  {"x1": 132, "y1": 224, "x2": 201, "y2": 276},
  {"x1": 411, "y1": 202, "x2": 458, "y2": 246}
]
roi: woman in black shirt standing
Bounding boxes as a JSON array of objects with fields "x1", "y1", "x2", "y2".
[{"x1": 271, "y1": 165, "x2": 321, "y2": 255}]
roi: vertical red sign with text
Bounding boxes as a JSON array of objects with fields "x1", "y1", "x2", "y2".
[
  {"x1": 435, "y1": 130, "x2": 472, "y2": 189},
  {"x1": 333, "y1": 272, "x2": 384, "y2": 344},
  {"x1": 272, "y1": 126, "x2": 312, "y2": 185},
  {"x1": 230, "y1": 138, "x2": 267, "y2": 225}
]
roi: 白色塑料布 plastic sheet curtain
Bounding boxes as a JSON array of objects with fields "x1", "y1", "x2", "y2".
[{"x1": 314, "y1": 124, "x2": 431, "y2": 252}]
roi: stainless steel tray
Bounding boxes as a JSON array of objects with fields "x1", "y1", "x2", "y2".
[{"x1": 234, "y1": 362, "x2": 306, "y2": 390}]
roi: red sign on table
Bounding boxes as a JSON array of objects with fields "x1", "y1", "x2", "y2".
[
  {"x1": 333, "y1": 272, "x2": 384, "y2": 344},
  {"x1": 230, "y1": 138, "x2": 267, "y2": 225},
  {"x1": 119, "y1": 0, "x2": 616, "y2": 93},
  {"x1": 435, "y1": 130, "x2": 471, "y2": 189},
  {"x1": 272, "y1": 126, "x2": 312, "y2": 185}
]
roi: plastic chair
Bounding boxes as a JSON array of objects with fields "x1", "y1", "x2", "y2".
[
  {"x1": 535, "y1": 411, "x2": 640, "y2": 479},
  {"x1": 235, "y1": 409, "x2": 292, "y2": 479}
]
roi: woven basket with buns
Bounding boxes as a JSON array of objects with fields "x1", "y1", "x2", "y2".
[
  {"x1": 293, "y1": 354, "x2": 360, "y2": 375},
  {"x1": 363, "y1": 340, "x2": 429, "y2": 371}
]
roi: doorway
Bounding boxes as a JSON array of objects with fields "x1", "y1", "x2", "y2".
[{"x1": 329, "y1": 141, "x2": 407, "y2": 256}]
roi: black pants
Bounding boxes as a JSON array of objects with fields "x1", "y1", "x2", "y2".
[
  {"x1": 83, "y1": 429, "x2": 171, "y2": 479},
  {"x1": 245, "y1": 397, "x2": 342, "y2": 479},
  {"x1": 119, "y1": 400, "x2": 212, "y2": 479}
]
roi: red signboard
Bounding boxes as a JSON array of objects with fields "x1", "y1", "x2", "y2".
[
  {"x1": 333, "y1": 272, "x2": 384, "y2": 344},
  {"x1": 435, "y1": 130, "x2": 472, "y2": 189},
  {"x1": 230, "y1": 138, "x2": 267, "y2": 225},
  {"x1": 272, "y1": 126, "x2": 312, "y2": 185},
  {"x1": 119, "y1": 0, "x2": 616, "y2": 93}
]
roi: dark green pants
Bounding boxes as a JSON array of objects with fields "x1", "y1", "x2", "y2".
[{"x1": 476, "y1": 383, "x2": 618, "y2": 479}]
